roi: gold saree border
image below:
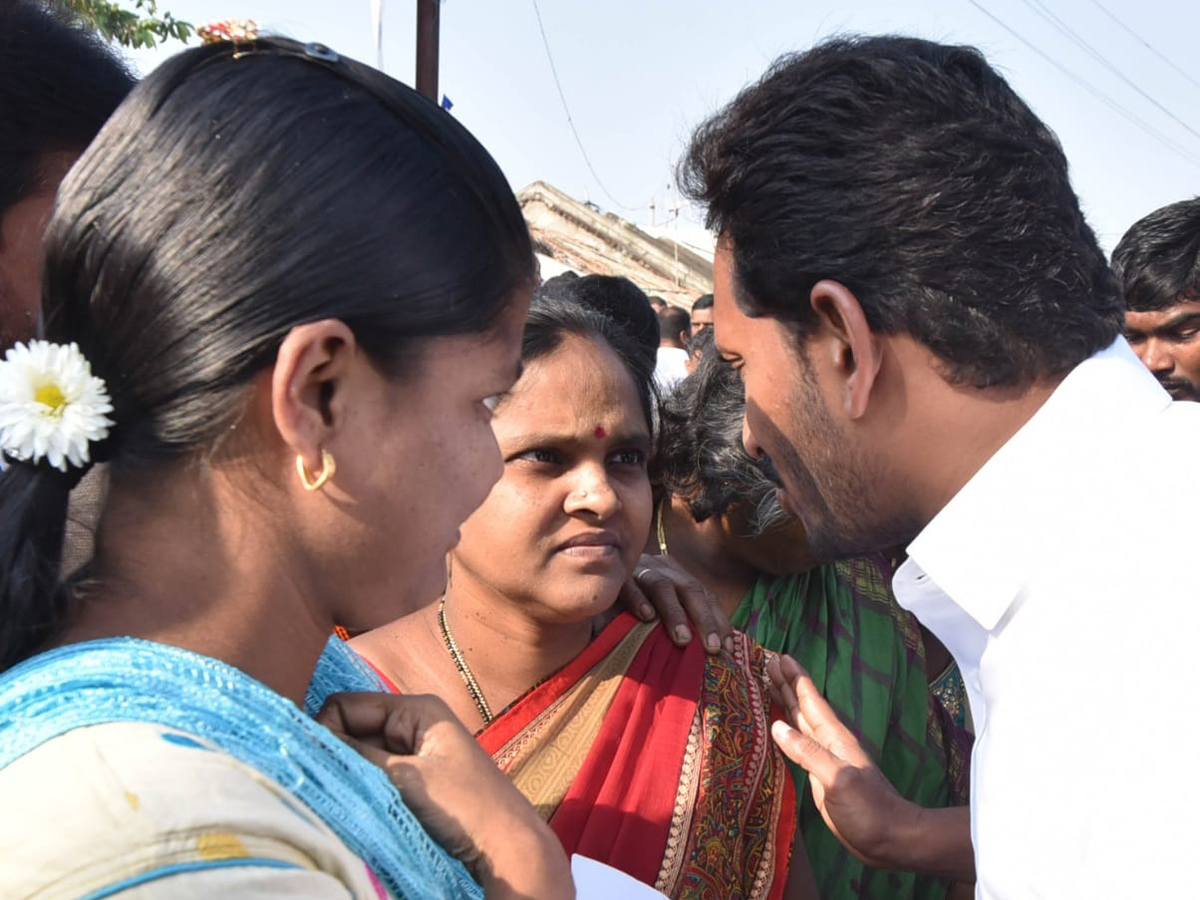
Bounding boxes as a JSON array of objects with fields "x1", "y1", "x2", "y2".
[{"x1": 492, "y1": 620, "x2": 658, "y2": 819}]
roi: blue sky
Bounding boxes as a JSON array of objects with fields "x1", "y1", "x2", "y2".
[{"x1": 126, "y1": 0, "x2": 1200, "y2": 252}]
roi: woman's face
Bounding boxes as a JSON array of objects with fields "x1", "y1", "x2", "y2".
[
  {"x1": 323, "y1": 291, "x2": 531, "y2": 631},
  {"x1": 723, "y1": 503, "x2": 817, "y2": 577},
  {"x1": 450, "y1": 332, "x2": 653, "y2": 623}
]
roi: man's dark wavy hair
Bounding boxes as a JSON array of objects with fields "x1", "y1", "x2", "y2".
[
  {"x1": 1111, "y1": 197, "x2": 1200, "y2": 313},
  {"x1": 679, "y1": 35, "x2": 1122, "y2": 389}
]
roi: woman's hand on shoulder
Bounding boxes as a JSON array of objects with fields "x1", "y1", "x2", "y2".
[
  {"x1": 317, "y1": 692, "x2": 575, "y2": 900},
  {"x1": 619, "y1": 553, "x2": 732, "y2": 655}
]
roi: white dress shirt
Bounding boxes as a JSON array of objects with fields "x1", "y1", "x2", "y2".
[
  {"x1": 654, "y1": 345, "x2": 690, "y2": 392},
  {"x1": 894, "y1": 338, "x2": 1200, "y2": 899}
]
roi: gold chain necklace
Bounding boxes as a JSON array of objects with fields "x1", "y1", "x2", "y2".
[
  {"x1": 437, "y1": 597, "x2": 494, "y2": 725},
  {"x1": 656, "y1": 498, "x2": 670, "y2": 556}
]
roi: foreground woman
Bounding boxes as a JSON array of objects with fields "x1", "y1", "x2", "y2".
[
  {"x1": 0, "y1": 33, "x2": 569, "y2": 899},
  {"x1": 348, "y1": 291, "x2": 813, "y2": 900},
  {"x1": 654, "y1": 344, "x2": 974, "y2": 900}
]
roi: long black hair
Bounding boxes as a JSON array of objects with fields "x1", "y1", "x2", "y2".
[{"x1": 0, "y1": 36, "x2": 535, "y2": 671}]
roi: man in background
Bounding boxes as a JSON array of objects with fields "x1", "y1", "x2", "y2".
[
  {"x1": 1112, "y1": 197, "x2": 1200, "y2": 401},
  {"x1": 689, "y1": 293, "x2": 714, "y2": 335},
  {"x1": 654, "y1": 304, "x2": 690, "y2": 391},
  {"x1": 0, "y1": 0, "x2": 135, "y2": 350}
]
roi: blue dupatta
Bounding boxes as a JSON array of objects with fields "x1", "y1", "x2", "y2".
[
  {"x1": 306, "y1": 633, "x2": 386, "y2": 713},
  {"x1": 0, "y1": 638, "x2": 482, "y2": 900}
]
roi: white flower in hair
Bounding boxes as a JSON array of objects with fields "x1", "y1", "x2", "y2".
[{"x1": 0, "y1": 340, "x2": 114, "y2": 473}]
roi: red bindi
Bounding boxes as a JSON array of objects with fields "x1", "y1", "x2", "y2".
[{"x1": 593, "y1": 425, "x2": 607, "y2": 439}]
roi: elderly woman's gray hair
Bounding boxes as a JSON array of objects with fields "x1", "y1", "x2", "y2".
[{"x1": 654, "y1": 331, "x2": 789, "y2": 533}]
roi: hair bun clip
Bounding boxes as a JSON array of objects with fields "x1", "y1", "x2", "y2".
[
  {"x1": 304, "y1": 42, "x2": 339, "y2": 63},
  {"x1": 198, "y1": 19, "x2": 259, "y2": 48}
]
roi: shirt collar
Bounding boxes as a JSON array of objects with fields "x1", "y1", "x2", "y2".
[{"x1": 903, "y1": 337, "x2": 1171, "y2": 630}]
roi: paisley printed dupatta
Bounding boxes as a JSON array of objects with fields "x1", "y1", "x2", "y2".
[{"x1": 477, "y1": 613, "x2": 796, "y2": 900}]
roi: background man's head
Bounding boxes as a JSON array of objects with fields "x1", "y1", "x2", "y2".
[
  {"x1": 680, "y1": 35, "x2": 1121, "y2": 557},
  {"x1": 690, "y1": 293, "x2": 714, "y2": 335},
  {"x1": 647, "y1": 295, "x2": 668, "y2": 314},
  {"x1": 0, "y1": 0, "x2": 135, "y2": 349},
  {"x1": 658, "y1": 305, "x2": 690, "y2": 349},
  {"x1": 1112, "y1": 198, "x2": 1200, "y2": 401}
]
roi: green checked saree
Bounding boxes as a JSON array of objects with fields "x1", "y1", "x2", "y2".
[{"x1": 732, "y1": 552, "x2": 973, "y2": 900}]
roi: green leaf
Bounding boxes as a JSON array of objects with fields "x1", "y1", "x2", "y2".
[{"x1": 57, "y1": 0, "x2": 194, "y2": 49}]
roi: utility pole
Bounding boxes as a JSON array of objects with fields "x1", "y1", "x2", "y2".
[
  {"x1": 369, "y1": 0, "x2": 385, "y2": 71},
  {"x1": 415, "y1": 0, "x2": 440, "y2": 101}
]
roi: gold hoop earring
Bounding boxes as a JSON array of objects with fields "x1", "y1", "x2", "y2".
[{"x1": 296, "y1": 448, "x2": 336, "y2": 492}]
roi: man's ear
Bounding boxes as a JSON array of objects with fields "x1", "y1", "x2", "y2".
[
  {"x1": 271, "y1": 319, "x2": 359, "y2": 475},
  {"x1": 809, "y1": 279, "x2": 883, "y2": 420}
]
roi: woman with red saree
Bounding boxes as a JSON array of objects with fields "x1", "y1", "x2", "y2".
[{"x1": 352, "y1": 289, "x2": 815, "y2": 900}]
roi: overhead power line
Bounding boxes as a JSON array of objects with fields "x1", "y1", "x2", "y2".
[
  {"x1": 1088, "y1": 0, "x2": 1200, "y2": 93},
  {"x1": 530, "y1": 0, "x2": 639, "y2": 212},
  {"x1": 967, "y1": 0, "x2": 1200, "y2": 170},
  {"x1": 1021, "y1": 0, "x2": 1200, "y2": 145}
]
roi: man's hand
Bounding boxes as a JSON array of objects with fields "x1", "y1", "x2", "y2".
[
  {"x1": 767, "y1": 654, "x2": 975, "y2": 882},
  {"x1": 767, "y1": 653, "x2": 909, "y2": 867}
]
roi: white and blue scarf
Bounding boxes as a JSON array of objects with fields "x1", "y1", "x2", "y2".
[{"x1": 0, "y1": 638, "x2": 481, "y2": 900}]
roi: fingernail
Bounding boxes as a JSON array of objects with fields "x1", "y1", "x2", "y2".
[
  {"x1": 771, "y1": 720, "x2": 795, "y2": 742},
  {"x1": 639, "y1": 604, "x2": 654, "y2": 619},
  {"x1": 674, "y1": 624, "x2": 692, "y2": 643},
  {"x1": 706, "y1": 633, "x2": 720, "y2": 652},
  {"x1": 724, "y1": 636, "x2": 735, "y2": 653}
]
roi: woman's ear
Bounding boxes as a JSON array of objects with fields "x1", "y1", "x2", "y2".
[
  {"x1": 808, "y1": 279, "x2": 883, "y2": 420},
  {"x1": 271, "y1": 319, "x2": 359, "y2": 476}
]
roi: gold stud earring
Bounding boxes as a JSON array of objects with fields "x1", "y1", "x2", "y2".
[{"x1": 296, "y1": 448, "x2": 336, "y2": 492}]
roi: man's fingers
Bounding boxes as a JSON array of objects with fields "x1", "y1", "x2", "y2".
[
  {"x1": 767, "y1": 654, "x2": 818, "y2": 739},
  {"x1": 777, "y1": 655, "x2": 875, "y2": 767},
  {"x1": 771, "y1": 719, "x2": 848, "y2": 788}
]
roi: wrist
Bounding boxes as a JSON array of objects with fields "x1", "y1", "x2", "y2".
[
  {"x1": 879, "y1": 803, "x2": 975, "y2": 881},
  {"x1": 476, "y1": 815, "x2": 574, "y2": 900},
  {"x1": 876, "y1": 795, "x2": 925, "y2": 869}
]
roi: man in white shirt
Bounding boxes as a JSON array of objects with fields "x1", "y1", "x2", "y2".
[
  {"x1": 654, "y1": 305, "x2": 691, "y2": 391},
  {"x1": 681, "y1": 34, "x2": 1200, "y2": 898}
]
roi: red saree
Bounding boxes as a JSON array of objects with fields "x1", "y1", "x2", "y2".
[{"x1": 478, "y1": 613, "x2": 796, "y2": 900}]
